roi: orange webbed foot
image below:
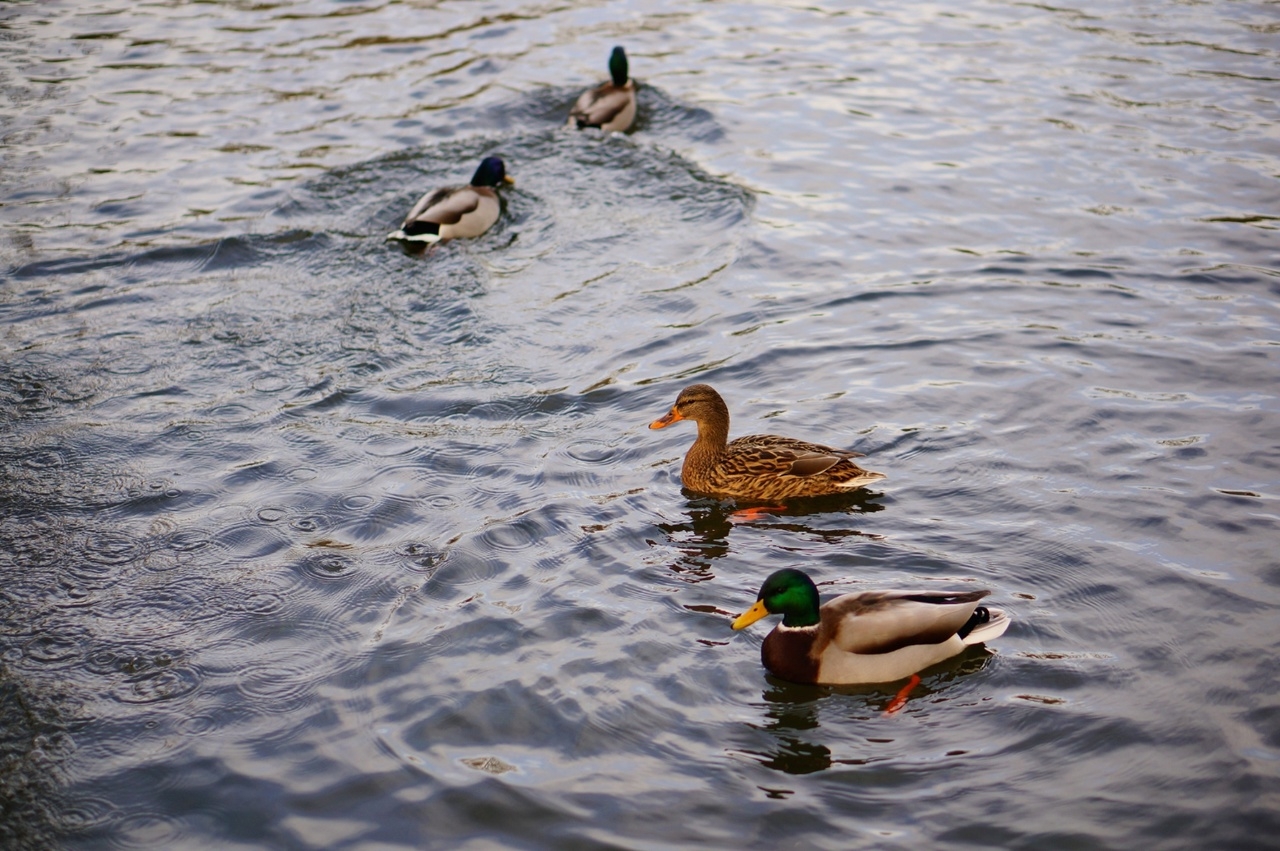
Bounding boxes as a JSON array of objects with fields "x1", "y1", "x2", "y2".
[
  {"x1": 729, "y1": 505, "x2": 786, "y2": 522},
  {"x1": 884, "y1": 673, "x2": 922, "y2": 716}
]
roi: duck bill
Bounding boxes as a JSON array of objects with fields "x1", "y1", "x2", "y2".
[
  {"x1": 502, "y1": 175, "x2": 516, "y2": 186},
  {"x1": 731, "y1": 600, "x2": 770, "y2": 631},
  {"x1": 648, "y1": 407, "x2": 683, "y2": 430}
]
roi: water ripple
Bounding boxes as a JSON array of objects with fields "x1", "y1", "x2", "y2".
[
  {"x1": 111, "y1": 665, "x2": 202, "y2": 706},
  {"x1": 295, "y1": 547, "x2": 358, "y2": 580},
  {"x1": 2, "y1": 0, "x2": 1278, "y2": 848}
]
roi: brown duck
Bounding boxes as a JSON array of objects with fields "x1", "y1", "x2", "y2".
[{"x1": 647, "y1": 383, "x2": 885, "y2": 501}]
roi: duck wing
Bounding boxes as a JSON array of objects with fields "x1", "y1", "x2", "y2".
[
  {"x1": 823, "y1": 589, "x2": 991, "y2": 654},
  {"x1": 570, "y1": 84, "x2": 632, "y2": 128},
  {"x1": 725, "y1": 434, "x2": 864, "y2": 479},
  {"x1": 403, "y1": 185, "x2": 481, "y2": 228}
]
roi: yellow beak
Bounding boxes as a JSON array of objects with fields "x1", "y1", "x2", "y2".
[
  {"x1": 503, "y1": 175, "x2": 516, "y2": 186},
  {"x1": 731, "y1": 600, "x2": 770, "y2": 631}
]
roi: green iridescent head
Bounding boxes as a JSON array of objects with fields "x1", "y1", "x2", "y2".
[
  {"x1": 732, "y1": 568, "x2": 822, "y2": 630},
  {"x1": 469, "y1": 156, "x2": 513, "y2": 188},
  {"x1": 608, "y1": 46, "x2": 629, "y2": 87}
]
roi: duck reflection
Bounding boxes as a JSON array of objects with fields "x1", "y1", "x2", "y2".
[
  {"x1": 656, "y1": 492, "x2": 886, "y2": 581},
  {"x1": 739, "y1": 648, "x2": 997, "y2": 776},
  {"x1": 655, "y1": 500, "x2": 735, "y2": 580},
  {"x1": 745, "y1": 684, "x2": 833, "y2": 774}
]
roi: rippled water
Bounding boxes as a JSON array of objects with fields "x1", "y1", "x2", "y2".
[{"x1": 2, "y1": 0, "x2": 1278, "y2": 848}]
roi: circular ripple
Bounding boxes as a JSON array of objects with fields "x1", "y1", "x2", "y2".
[
  {"x1": 477, "y1": 517, "x2": 545, "y2": 553},
  {"x1": 251, "y1": 373, "x2": 291, "y2": 393},
  {"x1": 342, "y1": 494, "x2": 375, "y2": 511},
  {"x1": 395, "y1": 541, "x2": 445, "y2": 573},
  {"x1": 255, "y1": 507, "x2": 286, "y2": 523},
  {"x1": 289, "y1": 514, "x2": 331, "y2": 533},
  {"x1": 215, "y1": 574, "x2": 297, "y2": 619},
  {"x1": 213, "y1": 519, "x2": 292, "y2": 568},
  {"x1": 86, "y1": 645, "x2": 180, "y2": 677},
  {"x1": 25, "y1": 632, "x2": 84, "y2": 665},
  {"x1": 298, "y1": 551, "x2": 358, "y2": 580},
  {"x1": 91, "y1": 609, "x2": 192, "y2": 643},
  {"x1": 236, "y1": 657, "x2": 320, "y2": 713},
  {"x1": 102, "y1": 355, "x2": 152, "y2": 376},
  {"x1": 362, "y1": 434, "x2": 418, "y2": 458},
  {"x1": 176, "y1": 713, "x2": 220, "y2": 737},
  {"x1": 165, "y1": 529, "x2": 213, "y2": 553},
  {"x1": 112, "y1": 811, "x2": 184, "y2": 849},
  {"x1": 111, "y1": 665, "x2": 202, "y2": 705},
  {"x1": 238, "y1": 588, "x2": 287, "y2": 616},
  {"x1": 59, "y1": 796, "x2": 116, "y2": 831},
  {"x1": 430, "y1": 547, "x2": 503, "y2": 588},
  {"x1": 208, "y1": 403, "x2": 254, "y2": 423},
  {"x1": 97, "y1": 578, "x2": 225, "y2": 636},
  {"x1": 147, "y1": 529, "x2": 226, "y2": 573},
  {"x1": 85, "y1": 648, "x2": 124, "y2": 677},
  {"x1": 83, "y1": 531, "x2": 142, "y2": 566},
  {"x1": 565, "y1": 440, "x2": 616, "y2": 464}
]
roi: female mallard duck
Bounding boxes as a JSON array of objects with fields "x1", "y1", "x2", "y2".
[
  {"x1": 386, "y1": 156, "x2": 514, "y2": 244},
  {"x1": 568, "y1": 46, "x2": 636, "y2": 133},
  {"x1": 732, "y1": 568, "x2": 1010, "y2": 685},
  {"x1": 648, "y1": 383, "x2": 885, "y2": 502}
]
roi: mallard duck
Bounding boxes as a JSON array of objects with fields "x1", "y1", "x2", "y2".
[
  {"x1": 568, "y1": 46, "x2": 636, "y2": 133},
  {"x1": 386, "y1": 156, "x2": 514, "y2": 244},
  {"x1": 732, "y1": 568, "x2": 1010, "y2": 685},
  {"x1": 647, "y1": 383, "x2": 885, "y2": 502}
]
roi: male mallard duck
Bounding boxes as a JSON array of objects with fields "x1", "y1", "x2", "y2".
[
  {"x1": 647, "y1": 383, "x2": 885, "y2": 502},
  {"x1": 386, "y1": 156, "x2": 514, "y2": 244},
  {"x1": 732, "y1": 568, "x2": 1010, "y2": 685},
  {"x1": 568, "y1": 46, "x2": 636, "y2": 133}
]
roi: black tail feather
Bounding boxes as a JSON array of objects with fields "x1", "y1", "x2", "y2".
[
  {"x1": 957, "y1": 606, "x2": 990, "y2": 640},
  {"x1": 403, "y1": 220, "x2": 441, "y2": 237}
]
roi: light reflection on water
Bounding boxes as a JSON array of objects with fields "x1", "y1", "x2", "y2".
[{"x1": 1, "y1": 0, "x2": 1278, "y2": 848}]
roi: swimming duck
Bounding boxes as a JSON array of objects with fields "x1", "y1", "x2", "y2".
[
  {"x1": 568, "y1": 46, "x2": 637, "y2": 133},
  {"x1": 647, "y1": 383, "x2": 885, "y2": 502},
  {"x1": 732, "y1": 568, "x2": 1010, "y2": 685},
  {"x1": 386, "y1": 156, "x2": 514, "y2": 244}
]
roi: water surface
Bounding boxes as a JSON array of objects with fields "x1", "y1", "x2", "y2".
[{"x1": 2, "y1": 0, "x2": 1278, "y2": 848}]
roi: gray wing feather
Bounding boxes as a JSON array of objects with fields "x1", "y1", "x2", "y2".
[
  {"x1": 825, "y1": 590, "x2": 990, "y2": 654},
  {"x1": 571, "y1": 85, "x2": 631, "y2": 127},
  {"x1": 403, "y1": 186, "x2": 480, "y2": 227}
]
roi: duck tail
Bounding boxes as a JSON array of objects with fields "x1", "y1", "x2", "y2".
[
  {"x1": 387, "y1": 221, "x2": 442, "y2": 243},
  {"x1": 958, "y1": 606, "x2": 1009, "y2": 645},
  {"x1": 835, "y1": 469, "x2": 887, "y2": 489}
]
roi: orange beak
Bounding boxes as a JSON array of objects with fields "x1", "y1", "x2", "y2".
[{"x1": 648, "y1": 407, "x2": 684, "y2": 430}]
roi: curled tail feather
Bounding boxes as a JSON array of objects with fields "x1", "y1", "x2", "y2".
[{"x1": 959, "y1": 606, "x2": 1009, "y2": 645}]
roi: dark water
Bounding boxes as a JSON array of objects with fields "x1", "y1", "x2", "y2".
[{"x1": 2, "y1": 0, "x2": 1279, "y2": 848}]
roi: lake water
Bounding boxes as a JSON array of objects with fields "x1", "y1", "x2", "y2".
[{"x1": 2, "y1": 0, "x2": 1278, "y2": 848}]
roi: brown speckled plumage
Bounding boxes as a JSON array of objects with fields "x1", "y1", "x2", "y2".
[{"x1": 648, "y1": 383, "x2": 885, "y2": 502}]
